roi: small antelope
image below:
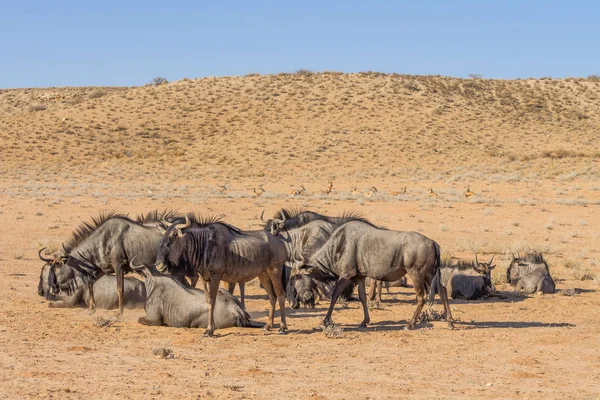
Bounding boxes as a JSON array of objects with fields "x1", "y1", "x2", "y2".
[
  {"x1": 350, "y1": 186, "x2": 361, "y2": 195},
  {"x1": 365, "y1": 186, "x2": 378, "y2": 198},
  {"x1": 253, "y1": 185, "x2": 265, "y2": 198},
  {"x1": 391, "y1": 186, "x2": 407, "y2": 196},
  {"x1": 290, "y1": 185, "x2": 306, "y2": 197},
  {"x1": 325, "y1": 181, "x2": 336, "y2": 195},
  {"x1": 465, "y1": 186, "x2": 474, "y2": 198},
  {"x1": 217, "y1": 184, "x2": 227, "y2": 194},
  {"x1": 429, "y1": 188, "x2": 437, "y2": 198}
]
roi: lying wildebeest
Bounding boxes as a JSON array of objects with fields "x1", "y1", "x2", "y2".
[
  {"x1": 507, "y1": 252, "x2": 555, "y2": 294},
  {"x1": 39, "y1": 210, "x2": 180, "y2": 316},
  {"x1": 38, "y1": 262, "x2": 146, "y2": 309},
  {"x1": 131, "y1": 261, "x2": 252, "y2": 328},
  {"x1": 156, "y1": 214, "x2": 287, "y2": 336},
  {"x1": 431, "y1": 255, "x2": 497, "y2": 300},
  {"x1": 290, "y1": 220, "x2": 453, "y2": 329},
  {"x1": 366, "y1": 276, "x2": 409, "y2": 303}
]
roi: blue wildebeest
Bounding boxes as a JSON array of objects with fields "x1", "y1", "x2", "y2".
[
  {"x1": 131, "y1": 261, "x2": 253, "y2": 329},
  {"x1": 38, "y1": 260, "x2": 146, "y2": 309},
  {"x1": 290, "y1": 220, "x2": 453, "y2": 329},
  {"x1": 155, "y1": 214, "x2": 288, "y2": 337},
  {"x1": 264, "y1": 208, "x2": 369, "y2": 306},
  {"x1": 431, "y1": 255, "x2": 497, "y2": 300},
  {"x1": 507, "y1": 252, "x2": 555, "y2": 294},
  {"x1": 40, "y1": 210, "x2": 180, "y2": 316}
]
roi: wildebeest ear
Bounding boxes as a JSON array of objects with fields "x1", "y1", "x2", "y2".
[{"x1": 489, "y1": 264, "x2": 496, "y2": 270}]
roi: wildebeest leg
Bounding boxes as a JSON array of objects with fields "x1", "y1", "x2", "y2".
[
  {"x1": 407, "y1": 277, "x2": 426, "y2": 329},
  {"x1": 48, "y1": 300, "x2": 72, "y2": 308},
  {"x1": 115, "y1": 265, "x2": 124, "y2": 317},
  {"x1": 437, "y1": 281, "x2": 454, "y2": 329},
  {"x1": 356, "y1": 278, "x2": 370, "y2": 328},
  {"x1": 258, "y1": 275, "x2": 277, "y2": 331},
  {"x1": 322, "y1": 278, "x2": 353, "y2": 327},
  {"x1": 377, "y1": 280, "x2": 383, "y2": 303},
  {"x1": 267, "y1": 269, "x2": 287, "y2": 333},
  {"x1": 203, "y1": 278, "x2": 221, "y2": 337},
  {"x1": 226, "y1": 281, "x2": 235, "y2": 294},
  {"x1": 239, "y1": 282, "x2": 246, "y2": 309},
  {"x1": 88, "y1": 282, "x2": 96, "y2": 314},
  {"x1": 368, "y1": 279, "x2": 377, "y2": 301},
  {"x1": 138, "y1": 315, "x2": 163, "y2": 326}
]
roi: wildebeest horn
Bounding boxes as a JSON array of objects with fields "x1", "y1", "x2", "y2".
[
  {"x1": 176, "y1": 215, "x2": 191, "y2": 237},
  {"x1": 38, "y1": 247, "x2": 53, "y2": 263},
  {"x1": 510, "y1": 251, "x2": 516, "y2": 260},
  {"x1": 260, "y1": 210, "x2": 265, "y2": 221},
  {"x1": 488, "y1": 255, "x2": 494, "y2": 265},
  {"x1": 475, "y1": 253, "x2": 479, "y2": 265},
  {"x1": 279, "y1": 211, "x2": 286, "y2": 222},
  {"x1": 129, "y1": 256, "x2": 144, "y2": 271}
]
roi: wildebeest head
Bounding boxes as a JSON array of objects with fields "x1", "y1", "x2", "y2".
[
  {"x1": 263, "y1": 210, "x2": 287, "y2": 236},
  {"x1": 473, "y1": 253, "x2": 496, "y2": 278},
  {"x1": 506, "y1": 252, "x2": 547, "y2": 285},
  {"x1": 38, "y1": 247, "x2": 68, "y2": 296},
  {"x1": 155, "y1": 217, "x2": 191, "y2": 272},
  {"x1": 286, "y1": 265, "x2": 331, "y2": 309}
]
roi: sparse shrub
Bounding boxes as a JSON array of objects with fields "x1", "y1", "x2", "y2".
[
  {"x1": 295, "y1": 69, "x2": 314, "y2": 76},
  {"x1": 91, "y1": 316, "x2": 117, "y2": 328},
  {"x1": 153, "y1": 347, "x2": 174, "y2": 359},
  {"x1": 151, "y1": 76, "x2": 168, "y2": 86},
  {"x1": 564, "y1": 259, "x2": 580, "y2": 269},
  {"x1": 28, "y1": 104, "x2": 46, "y2": 112},
  {"x1": 323, "y1": 324, "x2": 344, "y2": 338},
  {"x1": 88, "y1": 90, "x2": 106, "y2": 99},
  {"x1": 419, "y1": 309, "x2": 446, "y2": 323},
  {"x1": 13, "y1": 253, "x2": 24, "y2": 260},
  {"x1": 587, "y1": 74, "x2": 600, "y2": 81},
  {"x1": 573, "y1": 270, "x2": 595, "y2": 281},
  {"x1": 367, "y1": 300, "x2": 383, "y2": 310},
  {"x1": 468, "y1": 73, "x2": 482, "y2": 79}
]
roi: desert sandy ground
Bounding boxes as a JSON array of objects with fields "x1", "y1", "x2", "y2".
[{"x1": 1, "y1": 73, "x2": 599, "y2": 399}]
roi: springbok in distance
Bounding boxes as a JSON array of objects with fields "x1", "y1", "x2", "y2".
[
  {"x1": 325, "y1": 181, "x2": 336, "y2": 195},
  {"x1": 365, "y1": 186, "x2": 378, "y2": 197},
  {"x1": 465, "y1": 186, "x2": 473, "y2": 198},
  {"x1": 217, "y1": 184, "x2": 227, "y2": 194},
  {"x1": 429, "y1": 188, "x2": 437, "y2": 198},
  {"x1": 391, "y1": 186, "x2": 407, "y2": 196},
  {"x1": 290, "y1": 185, "x2": 306, "y2": 197},
  {"x1": 350, "y1": 186, "x2": 361, "y2": 195},
  {"x1": 253, "y1": 184, "x2": 265, "y2": 198}
]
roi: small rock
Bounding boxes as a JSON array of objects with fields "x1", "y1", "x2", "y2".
[{"x1": 486, "y1": 383, "x2": 493, "y2": 387}]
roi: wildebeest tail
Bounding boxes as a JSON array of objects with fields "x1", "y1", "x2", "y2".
[{"x1": 427, "y1": 242, "x2": 441, "y2": 306}]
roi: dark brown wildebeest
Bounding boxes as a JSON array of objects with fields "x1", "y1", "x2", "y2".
[
  {"x1": 155, "y1": 214, "x2": 288, "y2": 337},
  {"x1": 131, "y1": 261, "x2": 253, "y2": 329},
  {"x1": 38, "y1": 262, "x2": 146, "y2": 309},
  {"x1": 507, "y1": 252, "x2": 555, "y2": 294},
  {"x1": 366, "y1": 276, "x2": 409, "y2": 302},
  {"x1": 431, "y1": 255, "x2": 497, "y2": 300},
  {"x1": 40, "y1": 211, "x2": 180, "y2": 316},
  {"x1": 290, "y1": 220, "x2": 453, "y2": 329}
]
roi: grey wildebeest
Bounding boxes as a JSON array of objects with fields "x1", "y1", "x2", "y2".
[
  {"x1": 38, "y1": 261, "x2": 145, "y2": 309},
  {"x1": 40, "y1": 210, "x2": 179, "y2": 316},
  {"x1": 366, "y1": 276, "x2": 409, "y2": 303},
  {"x1": 155, "y1": 214, "x2": 287, "y2": 336},
  {"x1": 131, "y1": 261, "x2": 252, "y2": 328},
  {"x1": 507, "y1": 252, "x2": 555, "y2": 294},
  {"x1": 290, "y1": 220, "x2": 453, "y2": 329},
  {"x1": 431, "y1": 255, "x2": 497, "y2": 300}
]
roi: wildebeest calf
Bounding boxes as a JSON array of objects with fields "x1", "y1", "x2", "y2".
[
  {"x1": 366, "y1": 277, "x2": 408, "y2": 302},
  {"x1": 133, "y1": 262, "x2": 252, "y2": 329},
  {"x1": 38, "y1": 264, "x2": 146, "y2": 309},
  {"x1": 507, "y1": 252, "x2": 555, "y2": 294}
]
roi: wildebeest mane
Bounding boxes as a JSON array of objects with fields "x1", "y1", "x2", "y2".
[
  {"x1": 63, "y1": 211, "x2": 130, "y2": 253},
  {"x1": 271, "y1": 208, "x2": 378, "y2": 229},
  {"x1": 135, "y1": 209, "x2": 180, "y2": 224},
  {"x1": 272, "y1": 207, "x2": 306, "y2": 220},
  {"x1": 183, "y1": 213, "x2": 242, "y2": 234}
]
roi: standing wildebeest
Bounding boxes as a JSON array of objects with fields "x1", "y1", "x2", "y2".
[
  {"x1": 290, "y1": 220, "x2": 453, "y2": 329},
  {"x1": 264, "y1": 208, "x2": 368, "y2": 305},
  {"x1": 155, "y1": 214, "x2": 288, "y2": 336},
  {"x1": 131, "y1": 261, "x2": 253, "y2": 328},
  {"x1": 366, "y1": 276, "x2": 409, "y2": 303},
  {"x1": 507, "y1": 252, "x2": 555, "y2": 294},
  {"x1": 431, "y1": 255, "x2": 497, "y2": 300},
  {"x1": 40, "y1": 211, "x2": 179, "y2": 316},
  {"x1": 38, "y1": 262, "x2": 146, "y2": 309}
]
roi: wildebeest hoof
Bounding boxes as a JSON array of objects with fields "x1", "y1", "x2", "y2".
[
  {"x1": 88, "y1": 309, "x2": 96, "y2": 315},
  {"x1": 113, "y1": 312, "x2": 123, "y2": 318},
  {"x1": 202, "y1": 330, "x2": 214, "y2": 337},
  {"x1": 278, "y1": 325, "x2": 288, "y2": 334},
  {"x1": 263, "y1": 324, "x2": 272, "y2": 332}
]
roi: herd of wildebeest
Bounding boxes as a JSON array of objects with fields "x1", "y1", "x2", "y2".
[{"x1": 37, "y1": 209, "x2": 556, "y2": 336}]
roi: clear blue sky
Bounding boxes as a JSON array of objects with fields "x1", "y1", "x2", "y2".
[{"x1": 1, "y1": 1, "x2": 598, "y2": 88}]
